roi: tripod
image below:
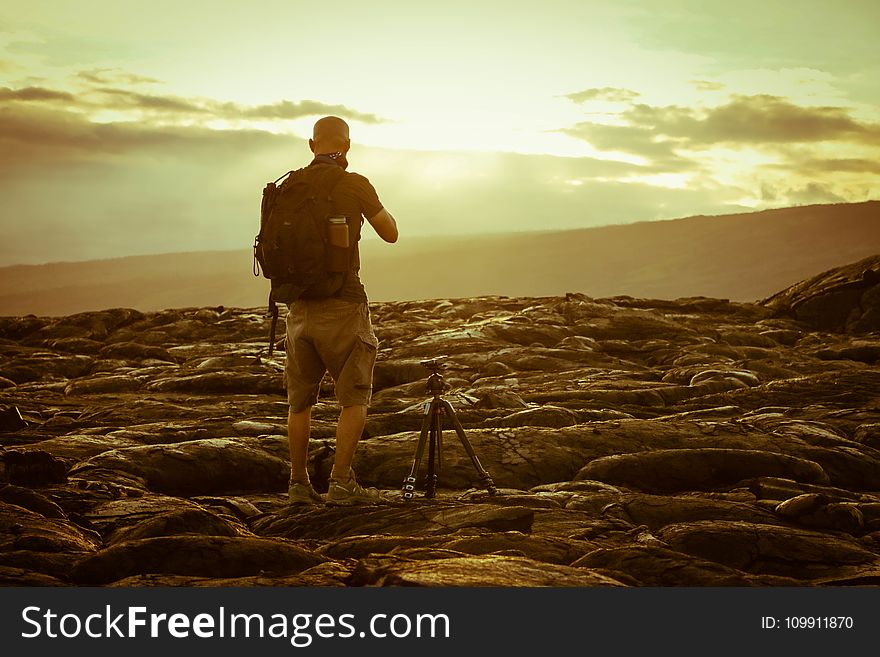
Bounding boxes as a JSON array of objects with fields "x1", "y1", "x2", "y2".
[{"x1": 402, "y1": 356, "x2": 497, "y2": 500}]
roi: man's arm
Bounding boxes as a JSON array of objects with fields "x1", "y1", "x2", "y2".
[{"x1": 367, "y1": 208, "x2": 398, "y2": 243}]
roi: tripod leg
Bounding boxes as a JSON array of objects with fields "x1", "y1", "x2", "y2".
[
  {"x1": 440, "y1": 399, "x2": 497, "y2": 495},
  {"x1": 426, "y1": 402, "x2": 443, "y2": 499},
  {"x1": 437, "y1": 410, "x2": 443, "y2": 476},
  {"x1": 402, "y1": 401, "x2": 433, "y2": 500},
  {"x1": 426, "y1": 422, "x2": 437, "y2": 499}
]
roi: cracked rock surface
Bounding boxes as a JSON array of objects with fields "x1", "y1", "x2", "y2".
[{"x1": 2, "y1": 257, "x2": 880, "y2": 587}]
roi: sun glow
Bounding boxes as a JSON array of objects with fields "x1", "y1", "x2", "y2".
[{"x1": 617, "y1": 173, "x2": 693, "y2": 189}]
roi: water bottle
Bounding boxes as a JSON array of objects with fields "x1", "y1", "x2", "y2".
[{"x1": 327, "y1": 216, "x2": 349, "y2": 272}]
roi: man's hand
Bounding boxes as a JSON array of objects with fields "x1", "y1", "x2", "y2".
[{"x1": 367, "y1": 208, "x2": 398, "y2": 243}]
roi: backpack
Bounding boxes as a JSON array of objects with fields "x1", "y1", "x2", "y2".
[{"x1": 252, "y1": 164, "x2": 350, "y2": 354}]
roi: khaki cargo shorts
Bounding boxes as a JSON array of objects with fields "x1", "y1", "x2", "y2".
[{"x1": 284, "y1": 298, "x2": 379, "y2": 412}]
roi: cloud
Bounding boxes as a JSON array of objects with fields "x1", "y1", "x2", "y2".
[
  {"x1": 561, "y1": 121, "x2": 696, "y2": 172},
  {"x1": 562, "y1": 92, "x2": 880, "y2": 208},
  {"x1": 799, "y1": 158, "x2": 880, "y2": 174},
  {"x1": 775, "y1": 158, "x2": 880, "y2": 175},
  {"x1": 759, "y1": 181, "x2": 849, "y2": 205},
  {"x1": 563, "y1": 94, "x2": 880, "y2": 172},
  {"x1": 787, "y1": 183, "x2": 848, "y2": 205},
  {"x1": 0, "y1": 86, "x2": 76, "y2": 103},
  {"x1": 77, "y1": 68, "x2": 161, "y2": 85},
  {"x1": 0, "y1": 103, "x2": 283, "y2": 172},
  {"x1": 239, "y1": 100, "x2": 385, "y2": 123},
  {"x1": 94, "y1": 87, "x2": 206, "y2": 113},
  {"x1": 623, "y1": 95, "x2": 880, "y2": 145},
  {"x1": 0, "y1": 102, "x2": 302, "y2": 264},
  {"x1": 0, "y1": 98, "x2": 644, "y2": 185},
  {"x1": 564, "y1": 87, "x2": 640, "y2": 103},
  {"x1": 0, "y1": 80, "x2": 389, "y2": 126},
  {"x1": 690, "y1": 80, "x2": 725, "y2": 92}
]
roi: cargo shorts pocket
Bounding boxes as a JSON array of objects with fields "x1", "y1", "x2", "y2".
[
  {"x1": 335, "y1": 330, "x2": 378, "y2": 406},
  {"x1": 353, "y1": 330, "x2": 379, "y2": 390}
]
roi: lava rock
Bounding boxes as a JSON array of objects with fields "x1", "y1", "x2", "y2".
[
  {"x1": 4, "y1": 257, "x2": 880, "y2": 587},
  {"x1": 70, "y1": 438, "x2": 289, "y2": 496},
  {"x1": 71, "y1": 535, "x2": 326, "y2": 585},
  {"x1": 658, "y1": 520, "x2": 879, "y2": 579},
  {"x1": 763, "y1": 254, "x2": 880, "y2": 332},
  {"x1": 350, "y1": 554, "x2": 626, "y2": 587},
  {"x1": 1, "y1": 450, "x2": 67, "y2": 486},
  {"x1": 573, "y1": 546, "x2": 800, "y2": 586},
  {"x1": 576, "y1": 448, "x2": 829, "y2": 493}
]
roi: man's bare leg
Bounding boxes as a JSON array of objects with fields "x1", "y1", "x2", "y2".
[
  {"x1": 330, "y1": 404, "x2": 367, "y2": 481},
  {"x1": 288, "y1": 406, "x2": 312, "y2": 484}
]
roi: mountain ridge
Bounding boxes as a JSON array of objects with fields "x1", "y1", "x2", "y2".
[{"x1": 1, "y1": 200, "x2": 877, "y2": 316}]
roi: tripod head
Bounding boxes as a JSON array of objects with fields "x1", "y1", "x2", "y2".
[{"x1": 420, "y1": 355, "x2": 449, "y2": 396}]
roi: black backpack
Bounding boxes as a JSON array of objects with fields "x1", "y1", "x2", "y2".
[{"x1": 252, "y1": 165, "x2": 349, "y2": 353}]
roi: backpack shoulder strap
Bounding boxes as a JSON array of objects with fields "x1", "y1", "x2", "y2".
[
  {"x1": 292, "y1": 167, "x2": 347, "y2": 213},
  {"x1": 314, "y1": 165, "x2": 347, "y2": 197},
  {"x1": 273, "y1": 169, "x2": 296, "y2": 185},
  {"x1": 280, "y1": 164, "x2": 345, "y2": 195}
]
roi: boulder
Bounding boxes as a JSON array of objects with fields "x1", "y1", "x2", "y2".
[
  {"x1": 108, "y1": 508, "x2": 252, "y2": 544},
  {"x1": 69, "y1": 438, "x2": 289, "y2": 496},
  {"x1": 1, "y1": 449, "x2": 68, "y2": 486},
  {"x1": 440, "y1": 531, "x2": 596, "y2": 565},
  {"x1": 350, "y1": 554, "x2": 627, "y2": 587},
  {"x1": 0, "y1": 501, "x2": 101, "y2": 554},
  {"x1": 657, "y1": 520, "x2": 879, "y2": 579},
  {"x1": 763, "y1": 254, "x2": 880, "y2": 332},
  {"x1": 574, "y1": 546, "x2": 800, "y2": 586},
  {"x1": 487, "y1": 405, "x2": 579, "y2": 428},
  {"x1": 0, "y1": 485, "x2": 66, "y2": 519},
  {"x1": 611, "y1": 492, "x2": 778, "y2": 529},
  {"x1": 576, "y1": 449, "x2": 829, "y2": 493},
  {"x1": 98, "y1": 342, "x2": 176, "y2": 362},
  {"x1": 147, "y1": 371, "x2": 284, "y2": 394},
  {"x1": 71, "y1": 535, "x2": 326, "y2": 585},
  {"x1": 253, "y1": 502, "x2": 534, "y2": 541},
  {"x1": 64, "y1": 375, "x2": 143, "y2": 395}
]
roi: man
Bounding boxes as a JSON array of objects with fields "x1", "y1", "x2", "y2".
[{"x1": 286, "y1": 116, "x2": 398, "y2": 505}]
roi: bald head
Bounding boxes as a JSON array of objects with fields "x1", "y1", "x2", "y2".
[{"x1": 310, "y1": 116, "x2": 350, "y2": 155}]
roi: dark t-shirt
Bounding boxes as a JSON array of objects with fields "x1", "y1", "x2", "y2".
[{"x1": 307, "y1": 159, "x2": 384, "y2": 303}]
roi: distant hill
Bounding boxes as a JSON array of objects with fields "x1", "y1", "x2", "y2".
[{"x1": 1, "y1": 200, "x2": 878, "y2": 316}]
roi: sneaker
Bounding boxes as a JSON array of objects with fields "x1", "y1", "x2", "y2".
[
  {"x1": 288, "y1": 481, "x2": 324, "y2": 505},
  {"x1": 326, "y1": 472, "x2": 382, "y2": 505}
]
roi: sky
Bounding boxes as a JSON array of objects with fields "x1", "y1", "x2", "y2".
[{"x1": 1, "y1": 0, "x2": 878, "y2": 264}]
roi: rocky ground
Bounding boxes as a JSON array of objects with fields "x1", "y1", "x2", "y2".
[{"x1": 1, "y1": 255, "x2": 879, "y2": 587}]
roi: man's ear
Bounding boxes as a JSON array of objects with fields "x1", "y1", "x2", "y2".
[
  {"x1": 342, "y1": 138, "x2": 351, "y2": 153},
  {"x1": 309, "y1": 138, "x2": 316, "y2": 153}
]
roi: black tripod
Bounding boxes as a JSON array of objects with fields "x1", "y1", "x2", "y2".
[{"x1": 402, "y1": 356, "x2": 497, "y2": 500}]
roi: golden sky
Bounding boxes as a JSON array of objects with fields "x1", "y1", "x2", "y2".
[{"x1": 1, "y1": 0, "x2": 878, "y2": 264}]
